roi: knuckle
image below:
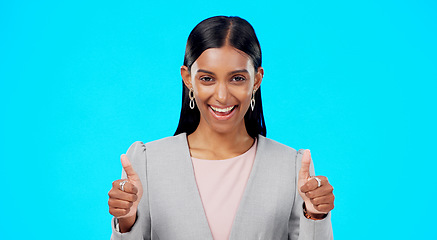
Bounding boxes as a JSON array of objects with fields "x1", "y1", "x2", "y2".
[
  {"x1": 130, "y1": 184, "x2": 137, "y2": 194},
  {"x1": 108, "y1": 190, "x2": 115, "y2": 198},
  {"x1": 124, "y1": 182, "x2": 131, "y2": 191},
  {"x1": 130, "y1": 194, "x2": 138, "y2": 202},
  {"x1": 123, "y1": 201, "x2": 132, "y2": 208},
  {"x1": 109, "y1": 208, "x2": 116, "y2": 216},
  {"x1": 306, "y1": 191, "x2": 314, "y2": 198},
  {"x1": 321, "y1": 206, "x2": 327, "y2": 212}
]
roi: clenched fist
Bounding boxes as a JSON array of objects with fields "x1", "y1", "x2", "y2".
[{"x1": 108, "y1": 154, "x2": 143, "y2": 232}]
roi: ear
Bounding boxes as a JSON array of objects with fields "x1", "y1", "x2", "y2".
[
  {"x1": 254, "y1": 67, "x2": 264, "y2": 91},
  {"x1": 181, "y1": 66, "x2": 192, "y2": 89}
]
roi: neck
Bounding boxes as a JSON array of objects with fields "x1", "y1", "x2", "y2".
[{"x1": 187, "y1": 118, "x2": 255, "y2": 159}]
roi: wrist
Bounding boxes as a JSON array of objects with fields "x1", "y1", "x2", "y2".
[
  {"x1": 303, "y1": 203, "x2": 327, "y2": 220},
  {"x1": 118, "y1": 214, "x2": 137, "y2": 233}
]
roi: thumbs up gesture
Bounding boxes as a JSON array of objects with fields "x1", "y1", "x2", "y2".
[
  {"x1": 108, "y1": 154, "x2": 143, "y2": 232},
  {"x1": 298, "y1": 150, "x2": 334, "y2": 218}
]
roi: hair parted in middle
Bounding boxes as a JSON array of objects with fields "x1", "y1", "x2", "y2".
[{"x1": 174, "y1": 16, "x2": 266, "y2": 138}]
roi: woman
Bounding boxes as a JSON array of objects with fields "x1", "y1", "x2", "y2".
[{"x1": 108, "y1": 16, "x2": 334, "y2": 240}]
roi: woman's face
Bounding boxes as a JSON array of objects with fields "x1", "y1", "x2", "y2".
[{"x1": 181, "y1": 45, "x2": 263, "y2": 135}]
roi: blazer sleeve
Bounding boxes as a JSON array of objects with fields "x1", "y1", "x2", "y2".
[
  {"x1": 111, "y1": 141, "x2": 152, "y2": 240},
  {"x1": 288, "y1": 149, "x2": 333, "y2": 240}
]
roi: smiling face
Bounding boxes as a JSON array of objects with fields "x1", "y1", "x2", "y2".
[{"x1": 181, "y1": 45, "x2": 263, "y2": 135}]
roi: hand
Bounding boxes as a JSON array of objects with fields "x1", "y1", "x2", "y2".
[
  {"x1": 108, "y1": 154, "x2": 143, "y2": 232},
  {"x1": 298, "y1": 150, "x2": 334, "y2": 217}
]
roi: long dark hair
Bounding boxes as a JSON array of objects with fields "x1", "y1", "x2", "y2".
[{"x1": 174, "y1": 16, "x2": 266, "y2": 138}]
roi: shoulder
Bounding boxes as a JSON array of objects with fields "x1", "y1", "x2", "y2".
[
  {"x1": 257, "y1": 135, "x2": 309, "y2": 173},
  {"x1": 126, "y1": 141, "x2": 146, "y2": 153},
  {"x1": 145, "y1": 133, "x2": 187, "y2": 148},
  {"x1": 255, "y1": 136, "x2": 305, "y2": 181},
  {"x1": 126, "y1": 133, "x2": 188, "y2": 161},
  {"x1": 258, "y1": 135, "x2": 299, "y2": 156},
  {"x1": 127, "y1": 133, "x2": 187, "y2": 151},
  {"x1": 122, "y1": 134, "x2": 189, "y2": 181},
  {"x1": 257, "y1": 135, "x2": 307, "y2": 163}
]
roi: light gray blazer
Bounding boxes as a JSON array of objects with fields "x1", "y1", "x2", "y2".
[{"x1": 111, "y1": 133, "x2": 333, "y2": 240}]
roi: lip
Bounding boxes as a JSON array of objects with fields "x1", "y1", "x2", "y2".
[{"x1": 208, "y1": 105, "x2": 238, "y2": 120}]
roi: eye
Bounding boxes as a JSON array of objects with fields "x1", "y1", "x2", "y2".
[
  {"x1": 231, "y1": 76, "x2": 246, "y2": 82},
  {"x1": 200, "y1": 76, "x2": 213, "y2": 82}
]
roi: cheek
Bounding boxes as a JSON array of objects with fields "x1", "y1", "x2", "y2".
[
  {"x1": 193, "y1": 87, "x2": 213, "y2": 103},
  {"x1": 233, "y1": 87, "x2": 252, "y2": 103}
]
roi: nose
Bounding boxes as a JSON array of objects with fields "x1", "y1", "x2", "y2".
[{"x1": 215, "y1": 81, "x2": 229, "y2": 104}]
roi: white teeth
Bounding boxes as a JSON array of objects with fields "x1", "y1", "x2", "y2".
[{"x1": 210, "y1": 106, "x2": 234, "y2": 112}]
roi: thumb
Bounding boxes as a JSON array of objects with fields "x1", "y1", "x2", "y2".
[
  {"x1": 298, "y1": 149, "x2": 312, "y2": 182},
  {"x1": 120, "y1": 154, "x2": 138, "y2": 180}
]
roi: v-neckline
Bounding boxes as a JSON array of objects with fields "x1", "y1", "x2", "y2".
[{"x1": 180, "y1": 133, "x2": 264, "y2": 240}]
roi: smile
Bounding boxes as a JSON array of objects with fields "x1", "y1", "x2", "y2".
[
  {"x1": 208, "y1": 105, "x2": 237, "y2": 120},
  {"x1": 210, "y1": 105, "x2": 235, "y2": 113}
]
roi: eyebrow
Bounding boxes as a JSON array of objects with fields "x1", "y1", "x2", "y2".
[{"x1": 197, "y1": 69, "x2": 249, "y2": 75}]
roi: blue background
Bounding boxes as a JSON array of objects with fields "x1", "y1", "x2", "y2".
[{"x1": 1, "y1": 0, "x2": 436, "y2": 239}]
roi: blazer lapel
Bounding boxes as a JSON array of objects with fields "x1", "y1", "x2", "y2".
[
  {"x1": 228, "y1": 135, "x2": 265, "y2": 239},
  {"x1": 146, "y1": 133, "x2": 213, "y2": 239},
  {"x1": 229, "y1": 135, "x2": 296, "y2": 240}
]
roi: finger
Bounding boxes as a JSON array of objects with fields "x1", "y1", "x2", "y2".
[
  {"x1": 298, "y1": 149, "x2": 311, "y2": 182},
  {"x1": 305, "y1": 184, "x2": 334, "y2": 199},
  {"x1": 121, "y1": 154, "x2": 138, "y2": 180},
  {"x1": 108, "y1": 186, "x2": 138, "y2": 203},
  {"x1": 312, "y1": 203, "x2": 334, "y2": 213},
  {"x1": 108, "y1": 198, "x2": 134, "y2": 209},
  {"x1": 108, "y1": 189, "x2": 138, "y2": 203},
  {"x1": 301, "y1": 176, "x2": 326, "y2": 193},
  {"x1": 113, "y1": 180, "x2": 138, "y2": 194},
  {"x1": 112, "y1": 180, "x2": 138, "y2": 194},
  {"x1": 109, "y1": 207, "x2": 131, "y2": 218},
  {"x1": 309, "y1": 194, "x2": 335, "y2": 206}
]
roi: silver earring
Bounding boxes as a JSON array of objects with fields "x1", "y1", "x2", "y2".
[
  {"x1": 189, "y1": 88, "x2": 195, "y2": 109},
  {"x1": 250, "y1": 89, "x2": 256, "y2": 111}
]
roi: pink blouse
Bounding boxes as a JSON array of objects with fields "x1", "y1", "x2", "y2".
[{"x1": 191, "y1": 140, "x2": 257, "y2": 240}]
